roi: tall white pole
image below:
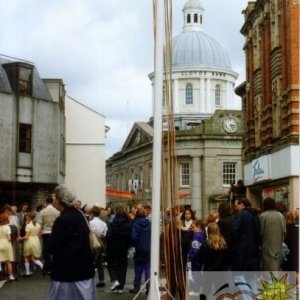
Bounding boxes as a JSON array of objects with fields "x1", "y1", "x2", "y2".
[{"x1": 149, "y1": 0, "x2": 164, "y2": 299}]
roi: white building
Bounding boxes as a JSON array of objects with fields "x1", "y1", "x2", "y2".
[
  {"x1": 106, "y1": 0, "x2": 243, "y2": 218},
  {"x1": 149, "y1": 0, "x2": 240, "y2": 131},
  {"x1": 65, "y1": 96, "x2": 109, "y2": 207}
]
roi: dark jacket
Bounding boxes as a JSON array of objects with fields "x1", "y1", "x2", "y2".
[
  {"x1": 282, "y1": 221, "x2": 299, "y2": 271},
  {"x1": 231, "y1": 207, "x2": 260, "y2": 271},
  {"x1": 106, "y1": 214, "x2": 132, "y2": 258},
  {"x1": 218, "y1": 215, "x2": 234, "y2": 249},
  {"x1": 199, "y1": 240, "x2": 230, "y2": 271},
  {"x1": 49, "y1": 207, "x2": 95, "y2": 282},
  {"x1": 131, "y1": 217, "x2": 151, "y2": 263}
]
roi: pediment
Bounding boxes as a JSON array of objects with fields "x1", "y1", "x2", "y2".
[{"x1": 122, "y1": 122, "x2": 153, "y2": 151}]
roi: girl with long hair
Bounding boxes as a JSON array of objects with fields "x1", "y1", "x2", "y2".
[{"x1": 199, "y1": 222, "x2": 229, "y2": 271}]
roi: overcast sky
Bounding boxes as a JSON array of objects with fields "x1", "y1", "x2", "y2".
[{"x1": 0, "y1": 0, "x2": 249, "y2": 158}]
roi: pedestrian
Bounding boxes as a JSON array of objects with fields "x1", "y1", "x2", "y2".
[
  {"x1": 231, "y1": 198, "x2": 260, "y2": 271},
  {"x1": 18, "y1": 212, "x2": 43, "y2": 276},
  {"x1": 129, "y1": 207, "x2": 151, "y2": 294},
  {"x1": 16, "y1": 202, "x2": 29, "y2": 238},
  {"x1": 188, "y1": 219, "x2": 206, "y2": 271},
  {"x1": 199, "y1": 222, "x2": 229, "y2": 271},
  {"x1": 38, "y1": 196, "x2": 60, "y2": 275},
  {"x1": 6, "y1": 205, "x2": 20, "y2": 276},
  {"x1": 0, "y1": 208, "x2": 16, "y2": 281},
  {"x1": 259, "y1": 197, "x2": 286, "y2": 271},
  {"x1": 282, "y1": 210, "x2": 299, "y2": 272},
  {"x1": 89, "y1": 205, "x2": 107, "y2": 288},
  {"x1": 180, "y1": 207, "x2": 195, "y2": 270},
  {"x1": 106, "y1": 206, "x2": 132, "y2": 293},
  {"x1": 186, "y1": 219, "x2": 206, "y2": 297},
  {"x1": 47, "y1": 184, "x2": 96, "y2": 300}
]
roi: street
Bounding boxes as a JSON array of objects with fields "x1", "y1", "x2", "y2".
[{"x1": 0, "y1": 259, "x2": 150, "y2": 300}]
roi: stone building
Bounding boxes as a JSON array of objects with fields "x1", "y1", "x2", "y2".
[
  {"x1": 106, "y1": 0, "x2": 243, "y2": 218},
  {"x1": 0, "y1": 55, "x2": 65, "y2": 208},
  {"x1": 0, "y1": 55, "x2": 109, "y2": 210},
  {"x1": 235, "y1": 0, "x2": 299, "y2": 210}
]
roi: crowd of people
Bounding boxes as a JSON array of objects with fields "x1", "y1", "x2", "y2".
[
  {"x1": 169, "y1": 198, "x2": 299, "y2": 298},
  {"x1": 0, "y1": 183, "x2": 299, "y2": 300}
]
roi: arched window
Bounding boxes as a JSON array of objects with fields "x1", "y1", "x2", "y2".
[
  {"x1": 194, "y1": 14, "x2": 198, "y2": 23},
  {"x1": 215, "y1": 84, "x2": 221, "y2": 106},
  {"x1": 187, "y1": 14, "x2": 191, "y2": 23},
  {"x1": 185, "y1": 84, "x2": 193, "y2": 105}
]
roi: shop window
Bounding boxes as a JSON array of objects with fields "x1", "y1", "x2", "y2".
[{"x1": 19, "y1": 124, "x2": 32, "y2": 153}]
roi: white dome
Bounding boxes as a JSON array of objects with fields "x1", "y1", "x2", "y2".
[
  {"x1": 172, "y1": 31, "x2": 232, "y2": 71},
  {"x1": 183, "y1": 0, "x2": 204, "y2": 10}
]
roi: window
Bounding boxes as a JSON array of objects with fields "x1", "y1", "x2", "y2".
[
  {"x1": 222, "y1": 162, "x2": 237, "y2": 186},
  {"x1": 19, "y1": 124, "x2": 32, "y2": 153},
  {"x1": 187, "y1": 14, "x2": 191, "y2": 23},
  {"x1": 3, "y1": 63, "x2": 33, "y2": 96},
  {"x1": 185, "y1": 84, "x2": 193, "y2": 105},
  {"x1": 215, "y1": 84, "x2": 221, "y2": 106},
  {"x1": 180, "y1": 163, "x2": 190, "y2": 186},
  {"x1": 194, "y1": 14, "x2": 198, "y2": 23},
  {"x1": 18, "y1": 67, "x2": 32, "y2": 96}
]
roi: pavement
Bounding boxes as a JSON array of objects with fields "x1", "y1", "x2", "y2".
[{"x1": 0, "y1": 259, "x2": 150, "y2": 300}]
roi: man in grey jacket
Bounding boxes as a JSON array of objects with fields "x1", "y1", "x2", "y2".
[{"x1": 259, "y1": 197, "x2": 286, "y2": 271}]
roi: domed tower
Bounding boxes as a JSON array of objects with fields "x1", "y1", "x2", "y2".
[{"x1": 149, "y1": 0, "x2": 239, "y2": 130}]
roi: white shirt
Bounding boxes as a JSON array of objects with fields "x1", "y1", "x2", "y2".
[{"x1": 90, "y1": 217, "x2": 107, "y2": 237}]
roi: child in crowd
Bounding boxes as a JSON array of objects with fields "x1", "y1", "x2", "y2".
[
  {"x1": 187, "y1": 219, "x2": 206, "y2": 296},
  {"x1": 188, "y1": 219, "x2": 206, "y2": 271}
]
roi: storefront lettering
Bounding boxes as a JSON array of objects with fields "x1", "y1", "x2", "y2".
[{"x1": 253, "y1": 159, "x2": 264, "y2": 182}]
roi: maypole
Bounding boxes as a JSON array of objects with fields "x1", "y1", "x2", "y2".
[{"x1": 149, "y1": 0, "x2": 164, "y2": 298}]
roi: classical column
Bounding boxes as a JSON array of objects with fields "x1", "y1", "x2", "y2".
[
  {"x1": 192, "y1": 155, "x2": 202, "y2": 218},
  {"x1": 200, "y1": 77, "x2": 205, "y2": 112},
  {"x1": 206, "y1": 78, "x2": 211, "y2": 112},
  {"x1": 173, "y1": 78, "x2": 179, "y2": 113},
  {"x1": 226, "y1": 81, "x2": 231, "y2": 109}
]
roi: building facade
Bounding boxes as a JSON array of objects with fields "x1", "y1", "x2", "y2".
[
  {"x1": 65, "y1": 96, "x2": 109, "y2": 207},
  {"x1": 236, "y1": 0, "x2": 299, "y2": 210},
  {"x1": 0, "y1": 56, "x2": 65, "y2": 208},
  {"x1": 106, "y1": 0, "x2": 243, "y2": 218}
]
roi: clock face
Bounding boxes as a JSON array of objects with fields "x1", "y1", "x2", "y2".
[{"x1": 222, "y1": 117, "x2": 238, "y2": 133}]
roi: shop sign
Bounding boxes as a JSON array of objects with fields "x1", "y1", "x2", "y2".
[{"x1": 252, "y1": 155, "x2": 269, "y2": 182}]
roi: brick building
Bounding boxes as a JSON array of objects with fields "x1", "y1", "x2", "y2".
[{"x1": 235, "y1": 0, "x2": 299, "y2": 210}]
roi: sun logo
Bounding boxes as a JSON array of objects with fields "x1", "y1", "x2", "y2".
[{"x1": 257, "y1": 272, "x2": 296, "y2": 300}]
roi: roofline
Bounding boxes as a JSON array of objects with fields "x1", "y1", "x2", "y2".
[
  {"x1": 0, "y1": 53, "x2": 33, "y2": 64},
  {"x1": 66, "y1": 95, "x2": 106, "y2": 118}
]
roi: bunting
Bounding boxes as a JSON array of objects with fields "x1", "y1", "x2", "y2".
[{"x1": 105, "y1": 188, "x2": 134, "y2": 200}]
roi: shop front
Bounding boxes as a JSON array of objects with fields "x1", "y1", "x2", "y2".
[{"x1": 244, "y1": 145, "x2": 299, "y2": 210}]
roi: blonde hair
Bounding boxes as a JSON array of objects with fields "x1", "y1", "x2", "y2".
[{"x1": 207, "y1": 222, "x2": 227, "y2": 250}]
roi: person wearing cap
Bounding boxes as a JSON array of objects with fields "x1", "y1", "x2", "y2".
[{"x1": 47, "y1": 184, "x2": 96, "y2": 300}]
